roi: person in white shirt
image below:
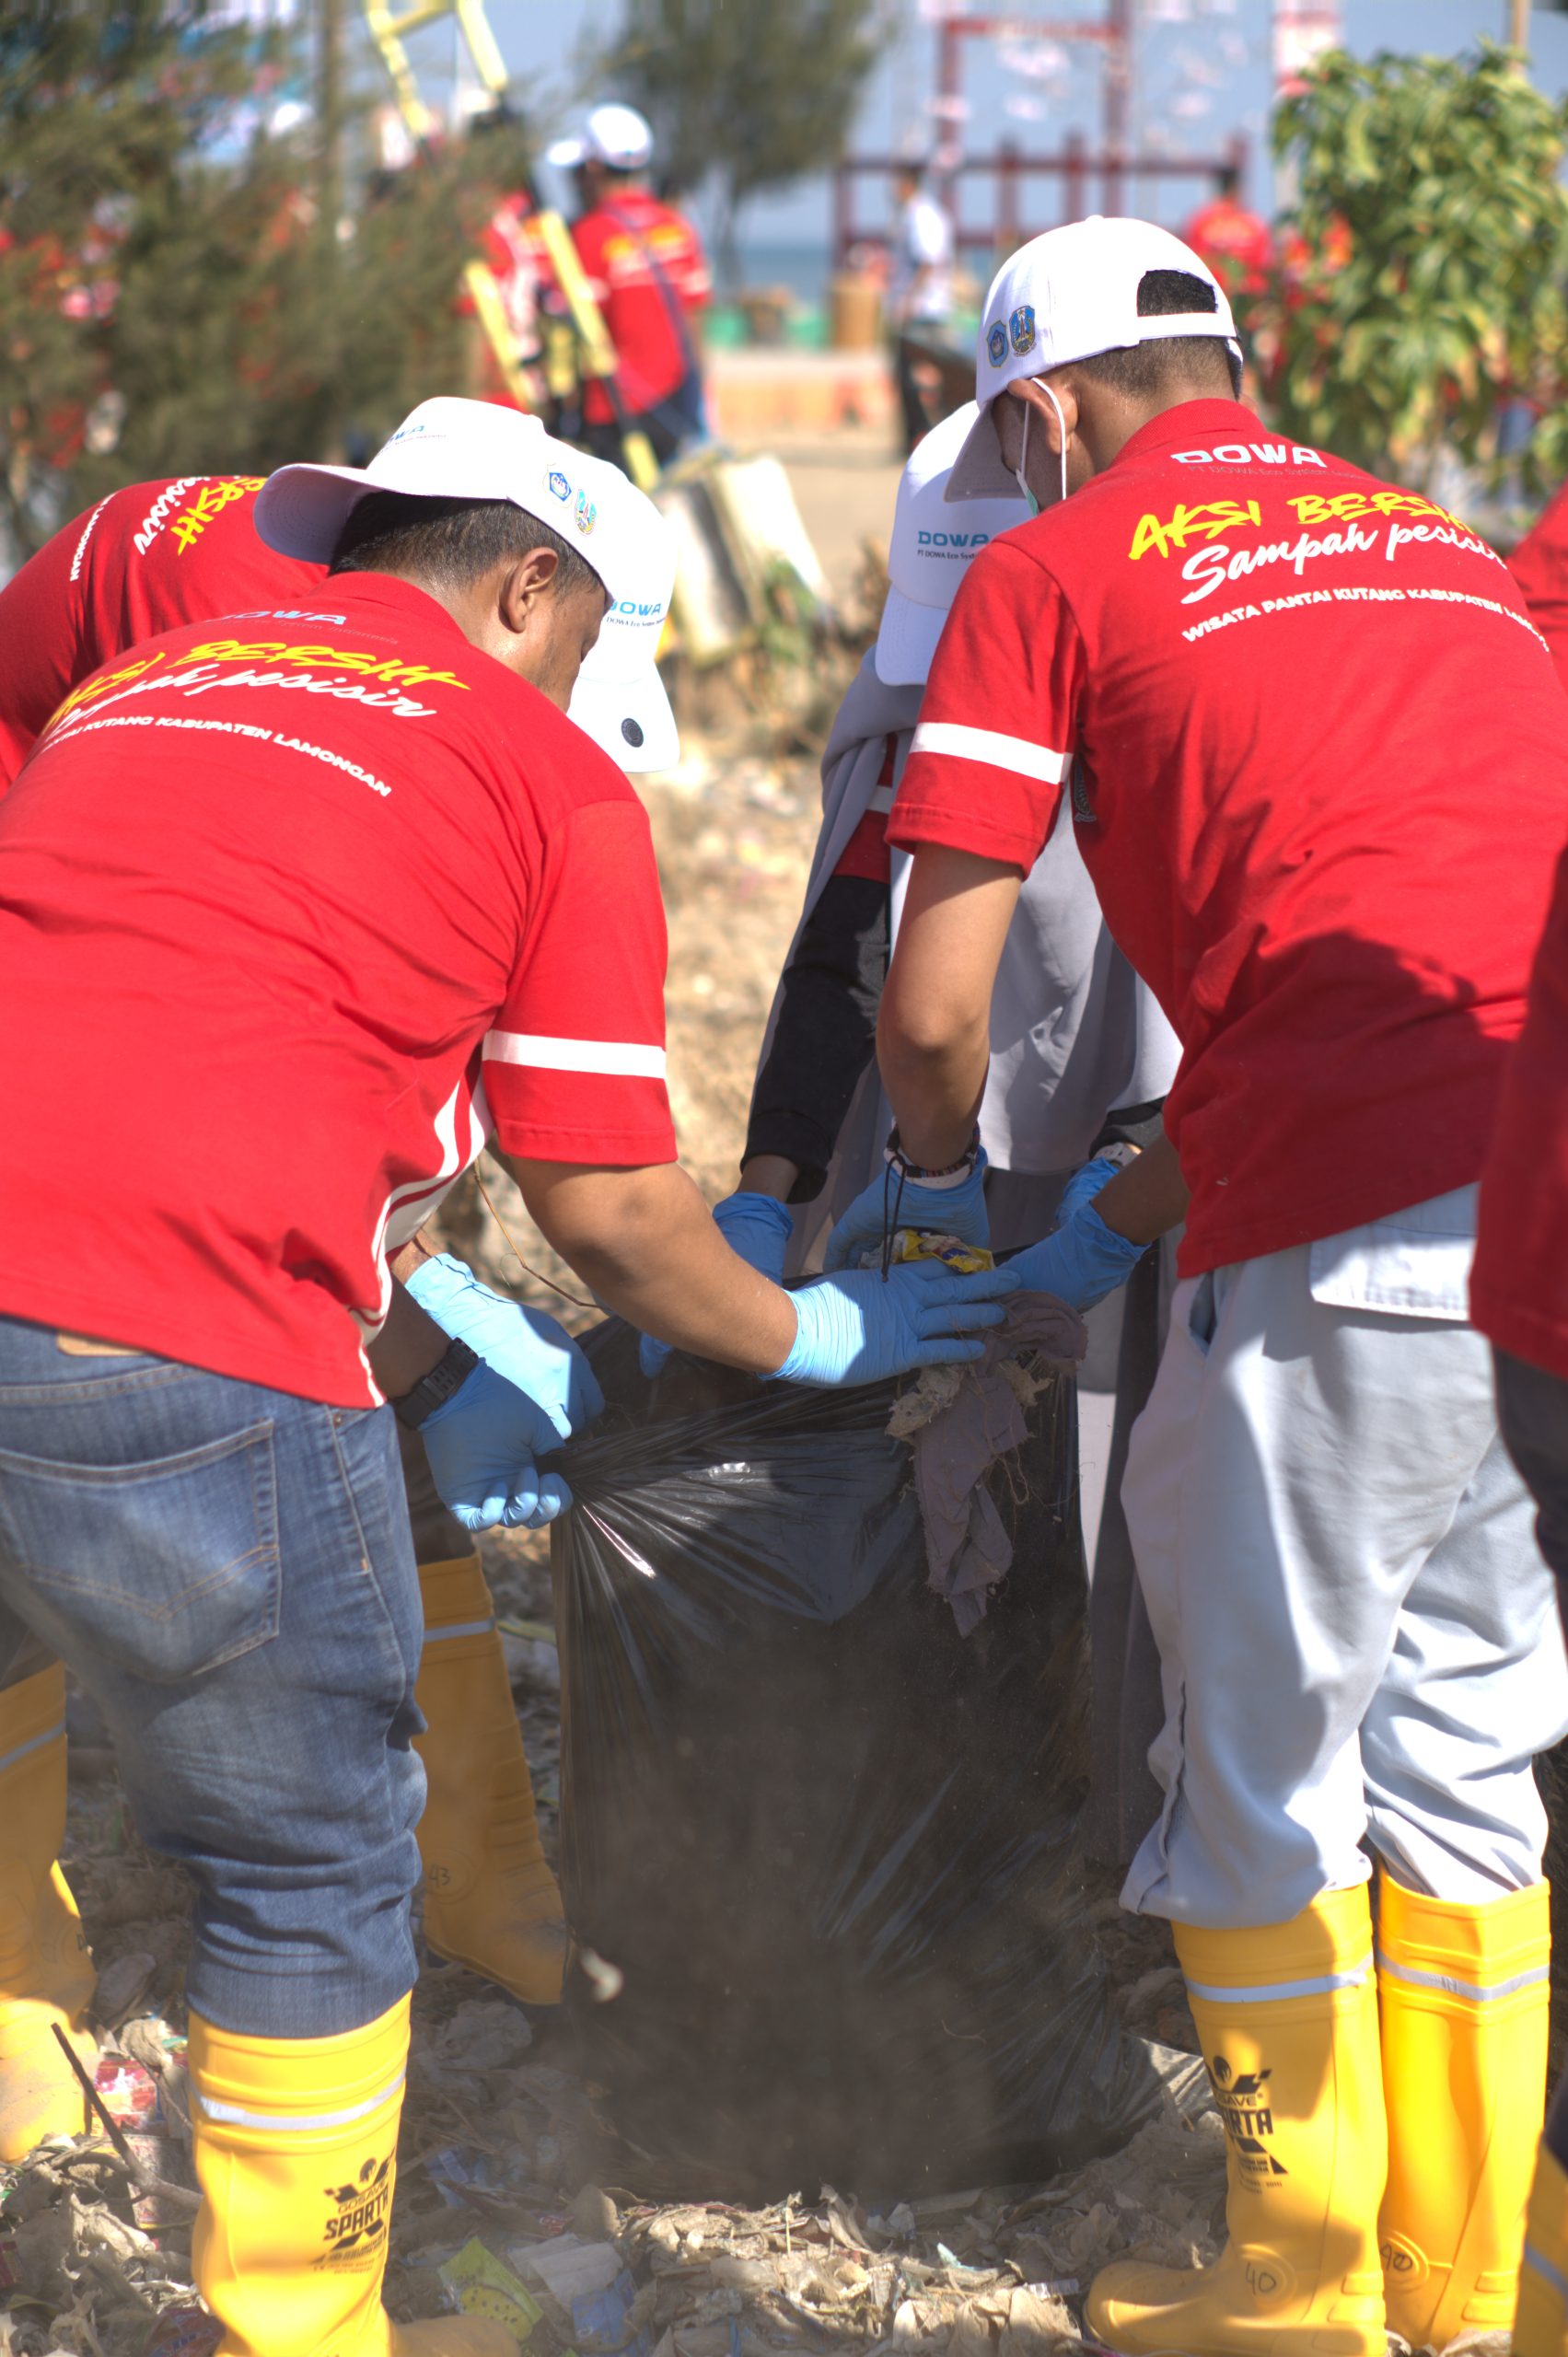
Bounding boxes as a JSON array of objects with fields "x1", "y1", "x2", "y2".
[{"x1": 889, "y1": 161, "x2": 956, "y2": 452}]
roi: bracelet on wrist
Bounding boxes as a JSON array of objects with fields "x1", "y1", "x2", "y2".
[{"x1": 884, "y1": 1124, "x2": 981, "y2": 1186}]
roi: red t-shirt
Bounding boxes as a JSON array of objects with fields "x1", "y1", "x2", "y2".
[
  {"x1": 572, "y1": 190, "x2": 711, "y2": 425},
  {"x1": 1508, "y1": 482, "x2": 1568, "y2": 698},
  {"x1": 0, "y1": 575, "x2": 676, "y2": 1405},
  {"x1": 0, "y1": 477, "x2": 321, "y2": 793},
  {"x1": 889, "y1": 398, "x2": 1568, "y2": 1277}
]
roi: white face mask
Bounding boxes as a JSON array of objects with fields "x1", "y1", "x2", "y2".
[{"x1": 1014, "y1": 386, "x2": 1072, "y2": 513}]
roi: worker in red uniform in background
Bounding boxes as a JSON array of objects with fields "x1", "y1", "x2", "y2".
[
  {"x1": 546, "y1": 102, "x2": 711, "y2": 469},
  {"x1": 1181, "y1": 163, "x2": 1272, "y2": 305}
]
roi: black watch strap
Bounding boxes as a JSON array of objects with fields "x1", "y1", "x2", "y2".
[{"x1": 392, "y1": 1335, "x2": 480, "y2": 1430}]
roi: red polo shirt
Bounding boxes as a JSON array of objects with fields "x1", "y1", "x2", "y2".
[
  {"x1": 0, "y1": 575, "x2": 676, "y2": 1404},
  {"x1": 572, "y1": 190, "x2": 710, "y2": 425},
  {"x1": 890, "y1": 399, "x2": 1568, "y2": 1276},
  {"x1": 0, "y1": 476, "x2": 321, "y2": 792}
]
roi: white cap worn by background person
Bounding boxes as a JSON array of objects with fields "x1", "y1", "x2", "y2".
[
  {"x1": 946, "y1": 215, "x2": 1240, "y2": 502},
  {"x1": 253, "y1": 396, "x2": 679, "y2": 773},
  {"x1": 874, "y1": 402, "x2": 1028, "y2": 686},
  {"x1": 545, "y1": 101, "x2": 654, "y2": 174}
]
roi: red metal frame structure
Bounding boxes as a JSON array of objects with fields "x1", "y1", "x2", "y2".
[
  {"x1": 832, "y1": 4, "x2": 1246, "y2": 273},
  {"x1": 831, "y1": 134, "x2": 1249, "y2": 273},
  {"x1": 935, "y1": 5, "x2": 1133, "y2": 211}
]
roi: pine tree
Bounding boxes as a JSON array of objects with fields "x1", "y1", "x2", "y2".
[
  {"x1": 0, "y1": 1, "x2": 497, "y2": 562},
  {"x1": 600, "y1": 0, "x2": 887, "y2": 286}
]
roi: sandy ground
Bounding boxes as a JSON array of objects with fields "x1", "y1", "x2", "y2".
[{"x1": 2, "y1": 443, "x2": 1212, "y2": 2355}]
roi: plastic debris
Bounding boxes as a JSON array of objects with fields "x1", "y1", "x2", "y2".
[
  {"x1": 141, "y1": 2305, "x2": 222, "y2": 2354},
  {"x1": 515, "y1": 2233, "x2": 623, "y2": 2305},
  {"x1": 437, "y1": 2236, "x2": 547, "y2": 2341}
]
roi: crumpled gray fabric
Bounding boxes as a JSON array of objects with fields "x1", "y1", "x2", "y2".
[{"x1": 889, "y1": 1292, "x2": 1088, "y2": 1634}]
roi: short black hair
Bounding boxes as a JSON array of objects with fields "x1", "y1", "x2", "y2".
[
  {"x1": 1073, "y1": 268, "x2": 1241, "y2": 400},
  {"x1": 330, "y1": 492, "x2": 602, "y2": 599}
]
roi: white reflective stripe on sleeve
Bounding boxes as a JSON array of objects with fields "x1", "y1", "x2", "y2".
[
  {"x1": 1526, "y1": 2241, "x2": 1568, "y2": 2305},
  {"x1": 0, "y1": 1716, "x2": 65, "y2": 1777},
  {"x1": 482, "y1": 1030, "x2": 667, "y2": 1080},
  {"x1": 194, "y1": 2067, "x2": 406, "y2": 2133},
  {"x1": 909, "y1": 721, "x2": 1070, "y2": 784},
  {"x1": 422, "y1": 1617, "x2": 495, "y2": 1645},
  {"x1": 1376, "y1": 1948, "x2": 1551, "y2": 2005},
  {"x1": 1185, "y1": 1954, "x2": 1374, "y2": 2005}
]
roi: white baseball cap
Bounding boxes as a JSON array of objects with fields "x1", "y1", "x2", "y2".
[
  {"x1": 947, "y1": 216, "x2": 1240, "y2": 501},
  {"x1": 568, "y1": 527, "x2": 679, "y2": 773},
  {"x1": 874, "y1": 403, "x2": 1027, "y2": 686},
  {"x1": 546, "y1": 102, "x2": 654, "y2": 174},
  {"x1": 253, "y1": 397, "x2": 667, "y2": 610}
]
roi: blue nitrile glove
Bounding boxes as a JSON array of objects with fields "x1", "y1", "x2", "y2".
[
  {"x1": 823, "y1": 1147, "x2": 990, "y2": 1272},
  {"x1": 770, "y1": 1259, "x2": 1019, "y2": 1387},
  {"x1": 406, "y1": 1252, "x2": 602, "y2": 1441},
  {"x1": 420, "y1": 1361, "x2": 572, "y2": 1532},
  {"x1": 638, "y1": 1192, "x2": 795, "y2": 1380},
  {"x1": 1006, "y1": 1161, "x2": 1146, "y2": 1312}
]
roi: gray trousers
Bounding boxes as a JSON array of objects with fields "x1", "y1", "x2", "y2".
[{"x1": 1121, "y1": 1188, "x2": 1568, "y2": 1927}]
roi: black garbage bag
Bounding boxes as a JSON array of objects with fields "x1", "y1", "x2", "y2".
[{"x1": 552, "y1": 1319, "x2": 1160, "y2": 2202}]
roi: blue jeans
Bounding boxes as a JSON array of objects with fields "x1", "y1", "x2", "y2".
[{"x1": 0, "y1": 1316, "x2": 424, "y2": 2038}]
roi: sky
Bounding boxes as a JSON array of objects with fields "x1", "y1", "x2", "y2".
[{"x1": 447, "y1": 0, "x2": 1568, "y2": 256}]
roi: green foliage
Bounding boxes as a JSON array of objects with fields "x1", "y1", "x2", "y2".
[
  {"x1": 0, "y1": 1, "x2": 495, "y2": 560},
  {"x1": 601, "y1": 0, "x2": 887, "y2": 282},
  {"x1": 1270, "y1": 42, "x2": 1568, "y2": 490}
]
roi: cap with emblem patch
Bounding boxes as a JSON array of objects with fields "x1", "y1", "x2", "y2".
[
  {"x1": 253, "y1": 397, "x2": 664, "y2": 610},
  {"x1": 947, "y1": 216, "x2": 1241, "y2": 501}
]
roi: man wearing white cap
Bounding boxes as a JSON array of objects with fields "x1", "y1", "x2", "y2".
[
  {"x1": 0, "y1": 441, "x2": 687, "y2": 2159},
  {"x1": 873, "y1": 218, "x2": 1568, "y2": 2357},
  {"x1": 547, "y1": 102, "x2": 711, "y2": 467},
  {"x1": 0, "y1": 395, "x2": 1014, "y2": 2356}
]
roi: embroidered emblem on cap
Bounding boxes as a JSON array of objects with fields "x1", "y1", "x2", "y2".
[
  {"x1": 986, "y1": 319, "x2": 1008, "y2": 368},
  {"x1": 575, "y1": 490, "x2": 597, "y2": 536},
  {"x1": 1009, "y1": 305, "x2": 1036, "y2": 356},
  {"x1": 546, "y1": 470, "x2": 571, "y2": 500}
]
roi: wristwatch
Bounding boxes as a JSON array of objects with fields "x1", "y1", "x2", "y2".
[{"x1": 392, "y1": 1336, "x2": 480, "y2": 1430}]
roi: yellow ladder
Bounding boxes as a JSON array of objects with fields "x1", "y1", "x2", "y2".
[{"x1": 361, "y1": 0, "x2": 660, "y2": 486}]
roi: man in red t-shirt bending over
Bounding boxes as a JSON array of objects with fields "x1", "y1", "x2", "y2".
[
  {"x1": 0, "y1": 459, "x2": 679, "y2": 2051},
  {"x1": 0, "y1": 397, "x2": 1012, "y2": 2353},
  {"x1": 876, "y1": 220, "x2": 1568, "y2": 2357}
]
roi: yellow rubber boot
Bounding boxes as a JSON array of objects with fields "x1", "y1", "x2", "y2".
[
  {"x1": 1516, "y1": 2140, "x2": 1568, "y2": 2357},
  {"x1": 0, "y1": 1664, "x2": 98, "y2": 2159},
  {"x1": 414, "y1": 1557, "x2": 566, "y2": 2006},
  {"x1": 1086, "y1": 1886, "x2": 1387, "y2": 2357},
  {"x1": 1376, "y1": 1870, "x2": 1549, "y2": 2351},
  {"x1": 189, "y1": 1994, "x2": 516, "y2": 2356}
]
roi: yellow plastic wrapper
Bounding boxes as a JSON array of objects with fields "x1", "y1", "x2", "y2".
[
  {"x1": 887, "y1": 1227, "x2": 995, "y2": 1274},
  {"x1": 437, "y1": 2238, "x2": 547, "y2": 2342}
]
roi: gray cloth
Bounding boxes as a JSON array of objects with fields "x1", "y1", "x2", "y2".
[{"x1": 891, "y1": 1292, "x2": 1089, "y2": 1634}]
